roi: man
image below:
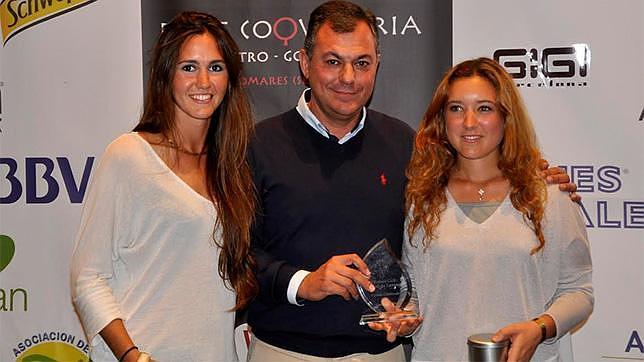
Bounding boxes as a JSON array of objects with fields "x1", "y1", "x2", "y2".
[{"x1": 247, "y1": 1, "x2": 574, "y2": 360}]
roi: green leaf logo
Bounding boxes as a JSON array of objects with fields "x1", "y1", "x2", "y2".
[
  {"x1": 23, "y1": 354, "x2": 59, "y2": 362},
  {"x1": 0, "y1": 234, "x2": 15, "y2": 272}
]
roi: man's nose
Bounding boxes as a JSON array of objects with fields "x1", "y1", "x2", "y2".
[{"x1": 339, "y1": 63, "x2": 356, "y2": 84}]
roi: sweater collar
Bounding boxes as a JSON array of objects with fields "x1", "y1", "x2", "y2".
[{"x1": 295, "y1": 88, "x2": 366, "y2": 144}]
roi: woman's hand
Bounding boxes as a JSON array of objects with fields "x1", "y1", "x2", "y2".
[
  {"x1": 367, "y1": 297, "x2": 423, "y2": 342},
  {"x1": 492, "y1": 320, "x2": 542, "y2": 362}
]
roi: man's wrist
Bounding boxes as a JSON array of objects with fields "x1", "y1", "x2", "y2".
[{"x1": 287, "y1": 270, "x2": 310, "y2": 305}]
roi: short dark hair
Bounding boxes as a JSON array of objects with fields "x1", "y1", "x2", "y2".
[{"x1": 303, "y1": 0, "x2": 379, "y2": 57}]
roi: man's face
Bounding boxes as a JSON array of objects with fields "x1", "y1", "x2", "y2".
[{"x1": 299, "y1": 21, "x2": 379, "y2": 127}]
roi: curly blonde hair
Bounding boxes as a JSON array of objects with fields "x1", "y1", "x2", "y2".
[{"x1": 406, "y1": 57, "x2": 546, "y2": 254}]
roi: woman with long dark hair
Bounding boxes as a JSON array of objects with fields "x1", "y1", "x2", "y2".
[{"x1": 70, "y1": 11, "x2": 256, "y2": 361}]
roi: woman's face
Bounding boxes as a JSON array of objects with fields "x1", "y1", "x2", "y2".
[
  {"x1": 172, "y1": 32, "x2": 228, "y2": 124},
  {"x1": 445, "y1": 75, "x2": 504, "y2": 164}
]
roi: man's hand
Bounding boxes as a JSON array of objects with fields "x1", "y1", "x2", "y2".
[
  {"x1": 539, "y1": 159, "x2": 581, "y2": 202},
  {"x1": 367, "y1": 297, "x2": 423, "y2": 342},
  {"x1": 297, "y1": 254, "x2": 374, "y2": 301}
]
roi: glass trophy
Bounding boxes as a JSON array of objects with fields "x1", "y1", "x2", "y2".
[{"x1": 357, "y1": 238, "x2": 419, "y2": 325}]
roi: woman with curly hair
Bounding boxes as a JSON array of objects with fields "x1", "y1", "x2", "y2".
[
  {"x1": 70, "y1": 11, "x2": 256, "y2": 361},
  {"x1": 404, "y1": 57, "x2": 593, "y2": 361}
]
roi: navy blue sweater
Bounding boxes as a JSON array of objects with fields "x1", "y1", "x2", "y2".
[{"x1": 248, "y1": 108, "x2": 415, "y2": 357}]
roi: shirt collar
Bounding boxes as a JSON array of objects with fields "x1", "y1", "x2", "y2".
[{"x1": 295, "y1": 88, "x2": 366, "y2": 144}]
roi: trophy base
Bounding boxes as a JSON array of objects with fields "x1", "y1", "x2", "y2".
[{"x1": 359, "y1": 310, "x2": 419, "y2": 325}]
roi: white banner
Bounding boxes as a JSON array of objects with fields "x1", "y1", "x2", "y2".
[
  {"x1": 0, "y1": 0, "x2": 142, "y2": 360},
  {"x1": 453, "y1": 0, "x2": 644, "y2": 360}
]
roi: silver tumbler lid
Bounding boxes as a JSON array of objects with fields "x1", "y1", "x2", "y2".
[{"x1": 467, "y1": 333, "x2": 510, "y2": 348}]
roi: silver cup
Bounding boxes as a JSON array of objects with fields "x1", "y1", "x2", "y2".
[{"x1": 467, "y1": 333, "x2": 509, "y2": 362}]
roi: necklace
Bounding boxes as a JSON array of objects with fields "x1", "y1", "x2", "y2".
[
  {"x1": 452, "y1": 172, "x2": 506, "y2": 202},
  {"x1": 477, "y1": 188, "x2": 486, "y2": 201},
  {"x1": 474, "y1": 179, "x2": 495, "y2": 201},
  {"x1": 473, "y1": 176, "x2": 508, "y2": 201}
]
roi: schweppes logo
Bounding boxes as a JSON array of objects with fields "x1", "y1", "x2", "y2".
[{"x1": 0, "y1": 0, "x2": 97, "y2": 45}]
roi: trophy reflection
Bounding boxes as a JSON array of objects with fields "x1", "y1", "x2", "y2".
[{"x1": 357, "y1": 239, "x2": 419, "y2": 325}]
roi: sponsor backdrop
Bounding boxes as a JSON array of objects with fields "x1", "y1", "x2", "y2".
[
  {"x1": 0, "y1": 0, "x2": 142, "y2": 361},
  {"x1": 0, "y1": 0, "x2": 641, "y2": 361},
  {"x1": 140, "y1": 0, "x2": 452, "y2": 127}
]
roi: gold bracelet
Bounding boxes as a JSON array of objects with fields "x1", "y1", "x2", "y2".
[
  {"x1": 532, "y1": 317, "x2": 547, "y2": 343},
  {"x1": 136, "y1": 352, "x2": 151, "y2": 362}
]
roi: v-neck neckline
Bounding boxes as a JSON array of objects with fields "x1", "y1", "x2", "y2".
[
  {"x1": 446, "y1": 188, "x2": 510, "y2": 225},
  {"x1": 132, "y1": 132, "x2": 214, "y2": 208}
]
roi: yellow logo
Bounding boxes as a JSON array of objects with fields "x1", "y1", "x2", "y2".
[
  {"x1": 0, "y1": 0, "x2": 97, "y2": 45},
  {"x1": 13, "y1": 332, "x2": 90, "y2": 361},
  {"x1": 16, "y1": 341, "x2": 88, "y2": 362}
]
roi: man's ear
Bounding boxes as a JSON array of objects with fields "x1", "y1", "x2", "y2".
[{"x1": 299, "y1": 48, "x2": 310, "y2": 80}]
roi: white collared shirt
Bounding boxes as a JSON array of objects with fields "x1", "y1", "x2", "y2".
[{"x1": 295, "y1": 88, "x2": 366, "y2": 144}]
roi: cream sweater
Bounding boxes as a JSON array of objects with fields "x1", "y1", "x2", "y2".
[
  {"x1": 71, "y1": 133, "x2": 237, "y2": 361},
  {"x1": 406, "y1": 185, "x2": 593, "y2": 361}
]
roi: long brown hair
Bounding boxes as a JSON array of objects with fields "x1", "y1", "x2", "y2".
[
  {"x1": 406, "y1": 57, "x2": 546, "y2": 254},
  {"x1": 134, "y1": 11, "x2": 257, "y2": 308}
]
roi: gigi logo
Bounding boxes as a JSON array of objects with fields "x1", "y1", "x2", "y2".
[
  {"x1": 0, "y1": 0, "x2": 97, "y2": 45},
  {"x1": 0, "y1": 234, "x2": 15, "y2": 272}
]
